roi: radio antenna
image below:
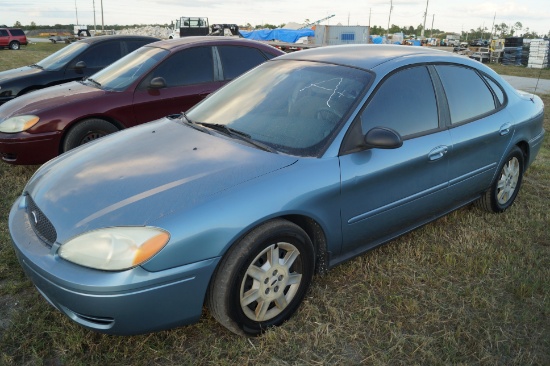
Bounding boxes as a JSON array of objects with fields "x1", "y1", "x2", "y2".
[{"x1": 532, "y1": 66, "x2": 543, "y2": 97}]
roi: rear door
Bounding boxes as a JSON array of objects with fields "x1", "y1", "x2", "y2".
[
  {"x1": 215, "y1": 45, "x2": 271, "y2": 86},
  {"x1": 131, "y1": 46, "x2": 221, "y2": 125},
  {"x1": 433, "y1": 65, "x2": 514, "y2": 203}
]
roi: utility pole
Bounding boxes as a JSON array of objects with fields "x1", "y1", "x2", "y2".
[
  {"x1": 93, "y1": 0, "x2": 97, "y2": 34},
  {"x1": 75, "y1": 0, "x2": 79, "y2": 25},
  {"x1": 101, "y1": 0, "x2": 104, "y2": 32},
  {"x1": 490, "y1": 12, "x2": 496, "y2": 39},
  {"x1": 387, "y1": 0, "x2": 393, "y2": 41},
  {"x1": 421, "y1": 0, "x2": 429, "y2": 39},
  {"x1": 369, "y1": 8, "x2": 371, "y2": 28}
]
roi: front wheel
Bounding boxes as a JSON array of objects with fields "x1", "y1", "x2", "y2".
[
  {"x1": 207, "y1": 219, "x2": 315, "y2": 336},
  {"x1": 62, "y1": 118, "x2": 119, "y2": 152},
  {"x1": 475, "y1": 146, "x2": 524, "y2": 213}
]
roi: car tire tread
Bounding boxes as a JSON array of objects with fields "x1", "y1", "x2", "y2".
[{"x1": 207, "y1": 218, "x2": 315, "y2": 336}]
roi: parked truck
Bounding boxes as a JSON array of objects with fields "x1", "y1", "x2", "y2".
[{"x1": 168, "y1": 17, "x2": 210, "y2": 39}]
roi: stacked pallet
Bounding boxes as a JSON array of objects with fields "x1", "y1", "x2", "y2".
[
  {"x1": 502, "y1": 37, "x2": 523, "y2": 66},
  {"x1": 527, "y1": 39, "x2": 549, "y2": 69}
]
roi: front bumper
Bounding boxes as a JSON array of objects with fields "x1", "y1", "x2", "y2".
[
  {"x1": 0, "y1": 130, "x2": 62, "y2": 165},
  {"x1": 9, "y1": 195, "x2": 220, "y2": 335}
]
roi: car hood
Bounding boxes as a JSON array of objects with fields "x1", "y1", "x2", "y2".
[
  {"x1": 0, "y1": 65, "x2": 42, "y2": 84},
  {"x1": 0, "y1": 81, "x2": 99, "y2": 118},
  {"x1": 25, "y1": 117, "x2": 298, "y2": 242}
]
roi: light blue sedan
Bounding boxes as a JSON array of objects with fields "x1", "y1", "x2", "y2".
[{"x1": 9, "y1": 45, "x2": 545, "y2": 336}]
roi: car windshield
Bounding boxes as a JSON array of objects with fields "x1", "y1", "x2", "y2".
[
  {"x1": 188, "y1": 60, "x2": 371, "y2": 157},
  {"x1": 36, "y1": 42, "x2": 89, "y2": 71},
  {"x1": 84, "y1": 46, "x2": 169, "y2": 91}
]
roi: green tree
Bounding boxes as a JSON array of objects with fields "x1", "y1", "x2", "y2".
[
  {"x1": 388, "y1": 24, "x2": 401, "y2": 34},
  {"x1": 13, "y1": 20, "x2": 22, "y2": 27}
]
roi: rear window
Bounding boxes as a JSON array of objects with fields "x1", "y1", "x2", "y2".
[
  {"x1": 217, "y1": 46, "x2": 267, "y2": 80},
  {"x1": 8, "y1": 29, "x2": 25, "y2": 36}
]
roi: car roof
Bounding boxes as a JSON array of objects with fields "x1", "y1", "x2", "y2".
[
  {"x1": 77, "y1": 35, "x2": 161, "y2": 45},
  {"x1": 147, "y1": 36, "x2": 277, "y2": 51},
  {"x1": 277, "y1": 44, "x2": 466, "y2": 70}
]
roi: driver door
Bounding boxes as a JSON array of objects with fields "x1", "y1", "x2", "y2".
[
  {"x1": 132, "y1": 46, "x2": 221, "y2": 125},
  {"x1": 339, "y1": 65, "x2": 452, "y2": 254}
]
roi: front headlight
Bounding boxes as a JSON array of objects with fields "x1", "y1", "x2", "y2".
[
  {"x1": 0, "y1": 115, "x2": 40, "y2": 133},
  {"x1": 59, "y1": 227, "x2": 170, "y2": 271}
]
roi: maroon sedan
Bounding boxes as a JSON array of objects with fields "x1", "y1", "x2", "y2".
[{"x1": 0, "y1": 37, "x2": 283, "y2": 165}]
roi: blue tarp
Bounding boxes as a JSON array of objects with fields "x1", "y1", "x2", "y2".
[{"x1": 239, "y1": 28, "x2": 314, "y2": 43}]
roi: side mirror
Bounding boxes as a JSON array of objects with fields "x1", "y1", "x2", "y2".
[
  {"x1": 364, "y1": 127, "x2": 403, "y2": 149},
  {"x1": 74, "y1": 61, "x2": 87, "y2": 70},
  {"x1": 149, "y1": 77, "x2": 167, "y2": 89}
]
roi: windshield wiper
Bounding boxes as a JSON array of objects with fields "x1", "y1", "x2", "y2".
[
  {"x1": 85, "y1": 78, "x2": 102, "y2": 88},
  {"x1": 197, "y1": 122, "x2": 277, "y2": 153},
  {"x1": 180, "y1": 112, "x2": 210, "y2": 134},
  {"x1": 30, "y1": 64, "x2": 44, "y2": 69}
]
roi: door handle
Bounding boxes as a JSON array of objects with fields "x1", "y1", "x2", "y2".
[
  {"x1": 428, "y1": 145, "x2": 448, "y2": 161},
  {"x1": 499, "y1": 123, "x2": 512, "y2": 136}
]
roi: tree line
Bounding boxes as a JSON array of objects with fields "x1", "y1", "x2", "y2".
[{"x1": 370, "y1": 22, "x2": 548, "y2": 40}]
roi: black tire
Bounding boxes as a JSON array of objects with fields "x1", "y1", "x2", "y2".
[
  {"x1": 62, "y1": 118, "x2": 119, "y2": 152},
  {"x1": 9, "y1": 41, "x2": 20, "y2": 50},
  {"x1": 207, "y1": 219, "x2": 315, "y2": 336},
  {"x1": 21, "y1": 88, "x2": 37, "y2": 96},
  {"x1": 475, "y1": 146, "x2": 524, "y2": 213}
]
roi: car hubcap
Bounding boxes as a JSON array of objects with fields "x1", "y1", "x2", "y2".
[
  {"x1": 496, "y1": 157, "x2": 520, "y2": 205},
  {"x1": 81, "y1": 132, "x2": 105, "y2": 145},
  {"x1": 240, "y1": 242, "x2": 302, "y2": 322}
]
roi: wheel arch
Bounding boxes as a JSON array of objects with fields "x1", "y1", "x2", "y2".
[
  {"x1": 17, "y1": 85, "x2": 43, "y2": 97},
  {"x1": 217, "y1": 214, "x2": 330, "y2": 276},
  {"x1": 515, "y1": 140, "x2": 529, "y2": 171},
  {"x1": 280, "y1": 214, "x2": 329, "y2": 275},
  {"x1": 59, "y1": 115, "x2": 125, "y2": 154}
]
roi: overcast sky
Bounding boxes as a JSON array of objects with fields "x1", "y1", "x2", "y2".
[{"x1": 4, "y1": 0, "x2": 550, "y2": 36}]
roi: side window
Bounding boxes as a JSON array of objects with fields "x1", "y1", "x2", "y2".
[
  {"x1": 9, "y1": 29, "x2": 25, "y2": 36},
  {"x1": 75, "y1": 42, "x2": 122, "y2": 69},
  {"x1": 435, "y1": 65, "x2": 496, "y2": 124},
  {"x1": 217, "y1": 46, "x2": 267, "y2": 80},
  {"x1": 140, "y1": 46, "x2": 214, "y2": 88},
  {"x1": 361, "y1": 66, "x2": 439, "y2": 137},
  {"x1": 483, "y1": 75, "x2": 505, "y2": 105},
  {"x1": 0, "y1": 30, "x2": 9, "y2": 37}
]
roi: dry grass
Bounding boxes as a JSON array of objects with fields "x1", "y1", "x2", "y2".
[
  {"x1": 0, "y1": 42, "x2": 66, "y2": 71},
  {"x1": 0, "y1": 43, "x2": 549, "y2": 365},
  {"x1": 488, "y1": 63, "x2": 550, "y2": 79}
]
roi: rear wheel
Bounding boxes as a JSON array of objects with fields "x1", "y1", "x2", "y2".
[
  {"x1": 208, "y1": 219, "x2": 315, "y2": 336},
  {"x1": 9, "y1": 41, "x2": 20, "y2": 50},
  {"x1": 475, "y1": 146, "x2": 524, "y2": 213},
  {"x1": 62, "y1": 118, "x2": 119, "y2": 152}
]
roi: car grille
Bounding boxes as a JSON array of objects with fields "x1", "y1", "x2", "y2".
[{"x1": 26, "y1": 194, "x2": 57, "y2": 247}]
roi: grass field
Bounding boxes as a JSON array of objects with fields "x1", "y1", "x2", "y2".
[{"x1": 0, "y1": 42, "x2": 549, "y2": 365}]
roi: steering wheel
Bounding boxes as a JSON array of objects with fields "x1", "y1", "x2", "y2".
[{"x1": 315, "y1": 108, "x2": 341, "y2": 123}]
